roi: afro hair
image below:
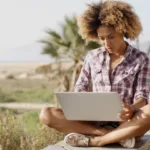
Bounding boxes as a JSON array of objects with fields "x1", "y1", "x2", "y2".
[{"x1": 77, "y1": 0, "x2": 142, "y2": 42}]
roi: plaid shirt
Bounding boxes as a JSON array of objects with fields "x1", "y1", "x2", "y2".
[{"x1": 75, "y1": 44, "x2": 150, "y2": 105}]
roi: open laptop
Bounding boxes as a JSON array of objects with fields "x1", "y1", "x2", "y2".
[{"x1": 55, "y1": 92, "x2": 123, "y2": 122}]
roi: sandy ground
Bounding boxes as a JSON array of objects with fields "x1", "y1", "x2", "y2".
[
  {"x1": 0, "y1": 102, "x2": 56, "y2": 109},
  {"x1": 0, "y1": 61, "x2": 73, "y2": 79},
  {"x1": 0, "y1": 62, "x2": 47, "y2": 73}
]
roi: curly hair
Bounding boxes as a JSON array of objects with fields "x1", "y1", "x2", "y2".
[{"x1": 77, "y1": 0, "x2": 142, "y2": 41}]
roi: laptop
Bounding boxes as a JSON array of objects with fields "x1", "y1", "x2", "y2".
[{"x1": 55, "y1": 92, "x2": 123, "y2": 122}]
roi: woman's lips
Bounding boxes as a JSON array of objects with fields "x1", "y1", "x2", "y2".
[{"x1": 106, "y1": 47, "x2": 112, "y2": 50}]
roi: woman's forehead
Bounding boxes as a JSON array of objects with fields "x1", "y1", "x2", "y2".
[{"x1": 97, "y1": 26, "x2": 116, "y2": 37}]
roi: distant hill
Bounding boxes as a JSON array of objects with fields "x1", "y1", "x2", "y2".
[{"x1": 0, "y1": 41, "x2": 150, "y2": 62}]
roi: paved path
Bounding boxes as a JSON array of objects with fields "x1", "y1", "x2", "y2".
[
  {"x1": 0, "y1": 102, "x2": 56, "y2": 109},
  {"x1": 43, "y1": 134, "x2": 150, "y2": 150}
]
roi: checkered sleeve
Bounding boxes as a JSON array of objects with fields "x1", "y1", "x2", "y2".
[
  {"x1": 134, "y1": 58, "x2": 150, "y2": 104},
  {"x1": 74, "y1": 52, "x2": 91, "y2": 92}
]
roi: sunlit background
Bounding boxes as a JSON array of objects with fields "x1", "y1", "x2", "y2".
[
  {"x1": 0, "y1": 0, "x2": 149, "y2": 62},
  {"x1": 0, "y1": 1, "x2": 150, "y2": 149}
]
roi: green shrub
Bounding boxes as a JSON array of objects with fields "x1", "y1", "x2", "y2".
[
  {"x1": 0, "y1": 112, "x2": 64, "y2": 150},
  {"x1": 0, "y1": 90, "x2": 54, "y2": 103}
]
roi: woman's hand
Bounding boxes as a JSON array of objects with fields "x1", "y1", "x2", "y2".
[{"x1": 119, "y1": 102, "x2": 134, "y2": 121}]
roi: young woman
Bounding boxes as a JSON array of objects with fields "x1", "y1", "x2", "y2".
[{"x1": 40, "y1": 1, "x2": 150, "y2": 148}]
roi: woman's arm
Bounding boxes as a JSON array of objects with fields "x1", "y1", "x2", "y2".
[
  {"x1": 131, "y1": 97, "x2": 147, "y2": 112},
  {"x1": 120, "y1": 57, "x2": 150, "y2": 121},
  {"x1": 119, "y1": 98, "x2": 146, "y2": 121},
  {"x1": 74, "y1": 52, "x2": 91, "y2": 92},
  {"x1": 133, "y1": 57, "x2": 150, "y2": 104}
]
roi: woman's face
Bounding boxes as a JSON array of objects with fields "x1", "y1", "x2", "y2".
[{"x1": 97, "y1": 26, "x2": 125, "y2": 54}]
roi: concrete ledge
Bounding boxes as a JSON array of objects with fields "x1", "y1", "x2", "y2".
[{"x1": 42, "y1": 134, "x2": 150, "y2": 150}]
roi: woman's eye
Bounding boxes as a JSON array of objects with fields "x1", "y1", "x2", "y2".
[
  {"x1": 109, "y1": 36, "x2": 114, "y2": 39},
  {"x1": 99, "y1": 37, "x2": 104, "y2": 40}
]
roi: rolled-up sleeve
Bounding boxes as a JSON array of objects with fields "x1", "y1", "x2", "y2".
[
  {"x1": 134, "y1": 58, "x2": 150, "y2": 104},
  {"x1": 74, "y1": 53, "x2": 91, "y2": 92}
]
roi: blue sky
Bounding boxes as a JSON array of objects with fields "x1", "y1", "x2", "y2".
[{"x1": 0, "y1": 0, "x2": 150, "y2": 62}]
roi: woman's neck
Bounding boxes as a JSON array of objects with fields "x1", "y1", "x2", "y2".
[{"x1": 111, "y1": 41, "x2": 127, "y2": 57}]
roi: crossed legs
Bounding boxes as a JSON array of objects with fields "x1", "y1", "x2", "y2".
[
  {"x1": 39, "y1": 107, "x2": 110, "y2": 136},
  {"x1": 40, "y1": 104, "x2": 150, "y2": 146},
  {"x1": 89, "y1": 104, "x2": 150, "y2": 146}
]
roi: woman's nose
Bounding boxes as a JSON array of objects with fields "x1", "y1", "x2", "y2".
[{"x1": 104, "y1": 39, "x2": 111, "y2": 47}]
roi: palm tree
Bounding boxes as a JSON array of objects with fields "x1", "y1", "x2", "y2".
[
  {"x1": 40, "y1": 15, "x2": 100, "y2": 91},
  {"x1": 40, "y1": 15, "x2": 99, "y2": 64}
]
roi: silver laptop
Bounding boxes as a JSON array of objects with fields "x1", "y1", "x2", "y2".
[{"x1": 55, "y1": 92, "x2": 123, "y2": 122}]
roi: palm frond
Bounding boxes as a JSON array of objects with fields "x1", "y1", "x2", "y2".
[
  {"x1": 39, "y1": 15, "x2": 100, "y2": 63},
  {"x1": 45, "y1": 29, "x2": 61, "y2": 40}
]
